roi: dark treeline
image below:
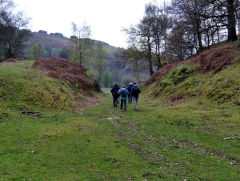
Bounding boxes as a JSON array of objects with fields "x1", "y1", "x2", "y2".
[
  {"x1": 0, "y1": 0, "x2": 30, "y2": 61},
  {"x1": 124, "y1": 0, "x2": 240, "y2": 77}
]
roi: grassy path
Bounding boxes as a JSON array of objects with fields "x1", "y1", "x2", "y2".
[
  {"x1": 97, "y1": 96, "x2": 240, "y2": 180},
  {"x1": 0, "y1": 95, "x2": 240, "y2": 180}
]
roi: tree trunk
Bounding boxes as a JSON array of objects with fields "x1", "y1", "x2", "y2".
[
  {"x1": 148, "y1": 59, "x2": 154, "y2": 76},
  {"x1": 156, "y1": 53, "x2": 161, "y2": 70},
  {"x1": 155, "y1": 44, "x2": 161, "y2": 70},
  {"x1": 147, "y1": 38, "x2": 154, "y2": 76},
  {"x1": 207, "y1": 32, "x2": 210, "y2": 48},
  {"x1": 197, "y1": 32, "x2": 203, "y2": 52},
  {"x1": 165, "y1": 39, "x2": 168, "y2": 64},
  {"x1": 217, "y1": 29, "x2": 220, "y2": 43},
  {"x1": 6, "y1": 47, "x2": 14, "y2": 59},
  {"x1": 227, "y1": 0, "x2": 237, "y2": 41}
]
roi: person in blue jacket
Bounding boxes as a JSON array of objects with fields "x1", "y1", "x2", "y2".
[{"x1": 118, "y1": 85, "x2": 129, "y2": 111}]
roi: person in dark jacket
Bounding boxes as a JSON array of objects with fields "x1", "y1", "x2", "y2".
[
  {"x1": 118, "y1": 85, "x2": 129, "y2": 111},
  {"x1": 131, "y1": 82, "x2": 141, "y2": 111},
  {"x1": 111, "y1": 84, "x2": 120, "y2": 107},
  {"x1": 127, "y1": 83, "x2": 133, "y2": 103}
]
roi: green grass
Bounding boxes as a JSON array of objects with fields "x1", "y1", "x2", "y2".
[
  {"x1": 103, "y1": 96, "x2": 240, "y2": 180},
  {"x1": 1, "y1": 94, "x2": 239, "y2": 180},
  {"x1": 146, "y1": 62, "x2": 240, "y2": 105},
  {"x1": 0, "y1": 61, "x2": 239, "y2": 180},
  {"x1": 0, "y1": 107, "x2": 153, "y2": 180}
]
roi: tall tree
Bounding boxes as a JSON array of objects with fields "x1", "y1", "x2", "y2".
[
  {"x1": 71, "y1": 22, "x2": 91, "y2": 65},
  {"x1": 124, "y1": 7, "x2": 155, "y2": 76},
  {"x1": 0, "y1": 0, "x2": 30, "y2": 61},
  {"x1": 146, "y1": 4, "x2": 170, "y2": 69},
  {"x1": 94, "y1": 43, "x2": 108, "y2": 83},
  {"x1": 168, "y1": 20, "x2": 193, "y2": 61},
  {"x1": 125, "y1": 3, "x2": 172, "y2": 75},
  {"x1": 218, "y1": 0, "x2": 238, "y2": 41},
  {"x1": 171, "y1": 0, "x2": 211, "y2": 52},
  {"x1": 230, "y1": 1, "x2": 238, "y2": 40}
]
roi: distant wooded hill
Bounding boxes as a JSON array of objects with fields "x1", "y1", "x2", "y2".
[
  {"x1": 24, "y1": 31, "x2": 121, "y2": 61},
  {"x1": 23, "y1": 31, "x2": 148, "y2": 85}
]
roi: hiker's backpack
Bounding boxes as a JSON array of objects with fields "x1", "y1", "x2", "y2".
[
  {"x1": 131, "y1": 86, "x2": 140, "y2": 96},
  {"x1": 121, "y1": 89, "x2": 127, "y2": 97},
  {"x1": 111, "y1": 86, "x2": 119, "y2": 95}
]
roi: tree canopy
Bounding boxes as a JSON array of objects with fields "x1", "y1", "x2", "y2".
[
  {"x1": 0, "y1": 0, "x2": 30, "y2": 61},
  {"x1": 124, "y1": 0, "x2": 240, "y2": 78}
]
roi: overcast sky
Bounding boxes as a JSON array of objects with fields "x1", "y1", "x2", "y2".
[{"x1": 14, "y1": 0, "x2": 170, "y2": 48}]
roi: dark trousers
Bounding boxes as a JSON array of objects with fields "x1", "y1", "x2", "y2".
[
  {"x1": 128, "y1": 95, "x2": 132, "y2": 103},
  {"x1": 121, "y1": 100, "x2": 127, "y2": 111},
  {"x1": 113, "y1": 95, "x2": 119, "y2": 107}
]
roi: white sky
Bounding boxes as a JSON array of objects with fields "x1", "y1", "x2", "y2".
[{"x1": 14, "y1": 0, "x2": 170, "y2": 48}]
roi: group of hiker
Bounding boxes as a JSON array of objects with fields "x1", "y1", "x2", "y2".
[{"x1": 111, "y1": 82, "x2": 141, "y2": 111}]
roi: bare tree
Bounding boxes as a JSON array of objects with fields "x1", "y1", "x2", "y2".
[
  {"x1": 168, "y1": 20, "x2": 192, "y2": 61},
  {"x1": 146, "y1": 4, "x2": 170, "y2": 69},
  {"x1": 124, "y1": 3, "x2": 173, "y2": 76},
  {"x1": 171, "y1": 0, "x2": 211, "y2": 52},
  {"x1": 94, "y1": 43, "x2": 108, "y2": 83},
  {"x1": 71, "y1": 22, "x2": 92, "y2": 65},
  {"x1": 124, "y1": 4, "x2": 156, "y2": 76}
]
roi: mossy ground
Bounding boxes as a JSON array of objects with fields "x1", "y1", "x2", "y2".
[
  {"x1": 146, "y1": 62, "x2": 240, "y2": 105},
  {"x1": 0, "y1": 61, "x2": 98, "y2": 113},
  {"x1": 0, "y1": 61, "x2": 239, "y2": 180}
]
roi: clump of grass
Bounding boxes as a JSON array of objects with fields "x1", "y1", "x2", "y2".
[{"x1": 163, "y1": 64, "x2": 196, "y2": 85}]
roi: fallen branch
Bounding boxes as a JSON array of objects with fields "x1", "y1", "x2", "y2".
[
  {"x1": 223, "y1": 135, "x2": 237, "y2": 140},
  {"x1": 20, "y1": 111, "x2": 41, "y2": 117}
]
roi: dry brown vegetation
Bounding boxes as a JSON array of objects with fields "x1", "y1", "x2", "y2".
[
  {"x1": 190, "y1": 45, "x2": 239, "y2": 73},
  {"x1": 0, "y1": 58, "x2": 25, "y2": 67},
  {"x1": 32, "y1": 56, "x2": 100, "y2": 93},
  {"x1": 147, "y1": 44, "x2": 240, "y2": 85}
]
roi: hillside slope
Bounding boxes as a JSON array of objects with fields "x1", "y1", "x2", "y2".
[
  {"x1": 25, "y1": 32, "x2": 121, "y2": 61},
  {"x1": 145, "y1": 42, "x2": 240, "y2": 105},
  {"x1": 0, "y1": 58, "x2": 100, "y2": 114}
]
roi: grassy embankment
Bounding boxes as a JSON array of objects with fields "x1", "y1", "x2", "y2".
[{"x1": 0, "y1": 61, "x2": 240, "y2": 180}]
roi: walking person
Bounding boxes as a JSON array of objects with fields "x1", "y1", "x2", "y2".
[
  {"x1": 111, "y1": 83, "x2": 120, "y2": 107},
  {"x1": 131, "y1": 82, "x2": 141, "y2": 111},
  {"x1": 127, "y1": 83, "x2": 133, "y2": 103},
  {"x1": 118, "y1": 85, "x2": 129, "y2": 111}
]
